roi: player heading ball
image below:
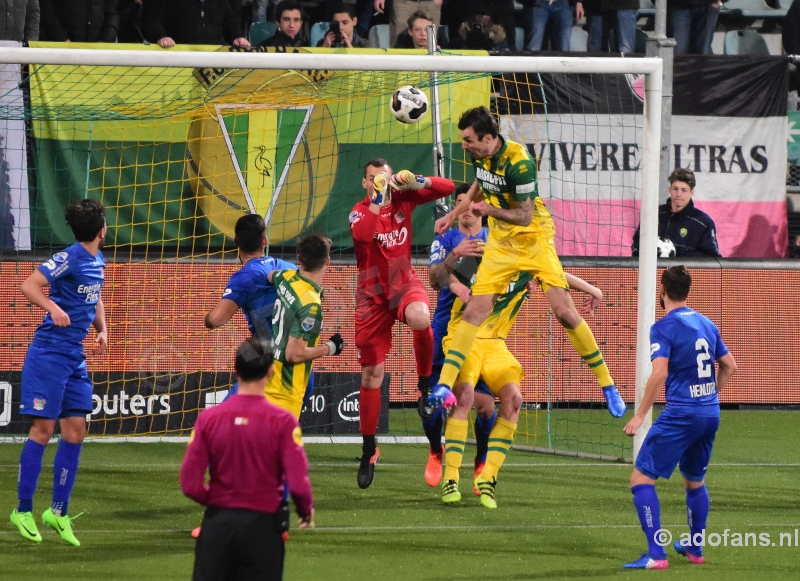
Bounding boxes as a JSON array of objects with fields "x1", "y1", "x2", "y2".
[{"x1": 11, "y1": 199, "x2": 108, "y2": 547}]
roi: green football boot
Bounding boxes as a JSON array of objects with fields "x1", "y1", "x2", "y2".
[
  {"x1": 474, "y1": 475, "x2": 498, "y2": 509},
  {"x1": 441, "y1": 479, "x2": 462, "y2": 504},
  {"x1": 42, "y1": 508, "x2": 81, "y2": 546},
  {"x1": 10, "y1": 509, "x2": 42, "y2": 543}
]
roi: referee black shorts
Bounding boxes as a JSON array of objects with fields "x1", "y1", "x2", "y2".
[{"x1": 193, "y1": 506, "x2": 284, "y2": 581}]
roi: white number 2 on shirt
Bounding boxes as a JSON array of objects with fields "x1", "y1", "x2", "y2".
[{"x1": 695, "y1": 338, "x2": 712, "y2": 379}]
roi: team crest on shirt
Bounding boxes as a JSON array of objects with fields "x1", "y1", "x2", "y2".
[
  {"x1": 349, "y1": 210, "x2": 362, "y2": 225},
  {"x1": 497, "y1": 158, "x2": 508, "y2": 172},
  {"x1": 301, "y1": 316, "x2": 316, "y2": 331},
  {"x1": 53, "y1": 252, "x2": 68, "y2": 262},
  {"x1": 395, "y1": 212, "x2": 405, "y2": 224},
  {"x1": 33, "y1": 398, "x2": 46, "y2": 411},
  {"x1": 680, "y1": 228, "x2": 688, "y2": 238}
]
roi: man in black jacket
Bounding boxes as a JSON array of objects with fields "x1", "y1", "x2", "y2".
[
  {"x1": 632, "y1": 168, "x2": 722, "y2": 258},
  {"x1": 260, "y1": 0, "x2": 307, "y2": 47},
  {"x1": 667, "y1": 0, "x2": 718, "y2": 54},
  {"x1": 142, "y1": 0, "x2": 249, "y2": 47},
  {"x1": 39, "y1": 0, "x2": 118, "y2": 42}
]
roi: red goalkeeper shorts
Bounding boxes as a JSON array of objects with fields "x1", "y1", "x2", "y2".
[{"x1": 354, "y1": 279, "x2": 429, "y2": 367}]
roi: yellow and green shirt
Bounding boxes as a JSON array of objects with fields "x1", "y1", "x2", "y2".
[
  {"x1": 267, "y1": 270, "x2": 323, "y2": 398},
  {"x1": 448, "y1": 272, "x2": 533, "y2": 340},
  {"x1": 473, "y1": 137, "x2": 555, "y2": 240}
]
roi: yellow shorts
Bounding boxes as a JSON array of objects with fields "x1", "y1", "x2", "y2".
[
  {"x1": 264, "y1": 389, "x2": 303, "y2": 420},
  {"x1": 443, "y1": 336, "x2": 523, "y2": 396},
  {"x1": 471, "y1": 232, "x2": 568, "y2": 296}
]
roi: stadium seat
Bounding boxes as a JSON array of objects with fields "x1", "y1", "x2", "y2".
[
  {"x1": 368, "y1": 24, "x2": 391, "y2": 48},
  {"x1": 777, "y1": 0, "x2": 794, "y2": 9},
  {"x1": 310, "y1": 22, "x2": 330, "y2": 47},
  {"x1": 722, "y1": 0, "x2": 787, "y2": 18},
  {"x1": 638, "y1": 0, "x2": 656, "y2": 17},
  {"x1": 515, "y1": 27, "x2": 525, "y2": 52},
  {"x1": 570, "y1": 26, "x2": 588, "y2": 51},
  {"x1": 724, "y1": 29, "x2": 771, "y2": 55},
  {"x1": 249, "y1": 21, "x2": 278, "y2": 46},
  {"x1": 635, "y1": 28, "x2": 649, "y2": 53}
]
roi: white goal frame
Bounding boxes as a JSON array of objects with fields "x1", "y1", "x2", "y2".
[{"x1": 0, "y1": 48, "x2": 662, "y2": 456}]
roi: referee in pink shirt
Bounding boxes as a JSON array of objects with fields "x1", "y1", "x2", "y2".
[{"x1": 181, "y1": 338, "x2": 314, "y2": 581}]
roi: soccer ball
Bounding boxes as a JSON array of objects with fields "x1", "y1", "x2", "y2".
[
  {"x1": 390, "y1": 85, "x2": 429, "y2": 124},
  {"x1": 657, "y1": 237, "x2": 676, "y2": 258}
]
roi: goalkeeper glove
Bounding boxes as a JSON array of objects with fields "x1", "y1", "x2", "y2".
[
  {"x1": 370, "y1": 172, "x2": 391, "y2": 206},
  {"x1": 326, "y1": 333, "x2": 344, "y2": 356},
  {"x1": 390, "y1": 170, "x2": 425, "y2": 190}
]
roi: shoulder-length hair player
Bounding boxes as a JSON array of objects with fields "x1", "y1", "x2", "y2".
[
  {"x1": 621, "y1": 265, "x2": 737, "y2": 569},
  {"x1": 10, "y1": 199, "x2": 107, "y2": 547}
]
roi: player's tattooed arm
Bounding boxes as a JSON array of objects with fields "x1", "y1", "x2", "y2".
[
  {"x1": 471, "y1": 197, "x2": 533, "y2": 226},
  {"x1": 430, "y1": 238, "x2": 484, "y2": 290},
  {"x1": 20, "y1": 270, "x2": 70, "y2": 327},
  {"x1": 93, "y1": 297, "x2": 108, "y2": 354}
]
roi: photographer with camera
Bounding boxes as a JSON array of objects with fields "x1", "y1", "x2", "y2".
[
  {"x1": 448, "y1": 13, "x2": 510, "y2": 51},
  {"x1": 318, "y1": 3, "x2": 368, "y2": 47}
]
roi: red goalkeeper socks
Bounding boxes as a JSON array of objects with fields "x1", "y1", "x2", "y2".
[
  {"x1": 412, "y1": 327, "x2": 433, "y2": 379},
  {"x1": 359, "y1": 387, "x2": 381, "y2": 436}
]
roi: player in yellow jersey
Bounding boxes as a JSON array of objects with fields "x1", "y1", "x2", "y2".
[
  {"x1": 441, "y1": 258, "x2": 604, "y2": 508},
  {"x1": 266, "y1": 234, "x2": 344, "y2": 419},
  {"x1": 430, "y1": 106, "x2": 626, "y2": 418}
]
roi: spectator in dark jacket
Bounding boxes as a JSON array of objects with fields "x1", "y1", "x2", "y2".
[
  {"x1": 783, "y1": 0, "x2": 800, "y2": 55},
  {"x1": 583, "y1": 0, "x2": 637, "y2": 53},
  {"x1": 667, "y1": 0, "x2": 718, "y2": 54},
  {"x1": 142, "y1": 0, "x2": 249, "y2": 47},
  {"x1": 317, "y1": 3, "x2": 368, "y2": 48},
  {"x1": 448, "y1": 13, "x2": 510, "y2": 51},
  {"x1": 632, "y1": 168, "x2": 722, "y2": 258},
  {"x1": 39, "y1": 0, "x2": 118, "y2": 42},
  {"x1": 260, "y1": 0, "x2": 307, "y2": 47},
  {"x1": 1, "y1": 0, "x2": 40, "y2": 41}
]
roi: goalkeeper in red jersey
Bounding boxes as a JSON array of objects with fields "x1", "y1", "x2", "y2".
[{"x1": 349, "y1": 158, "x2": 455, "y2": 489}]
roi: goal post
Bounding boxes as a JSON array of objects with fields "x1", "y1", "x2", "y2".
[{"x1": 0, "y1": 47, "x2": 661, "y2": 455}]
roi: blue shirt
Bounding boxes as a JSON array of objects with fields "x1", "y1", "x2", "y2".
[
  {"x1": 650, "y1": 306, "x2": 729, "y2": 416},
  {"x1": 223, "y1": 256, "x2": 296, "y2": 339},
  {"x1": 35, "y1": 242, "x2": 105, "y2": 347},
  {"x1": 430, "y1": 227, "x2": 489, "y2": 340}
]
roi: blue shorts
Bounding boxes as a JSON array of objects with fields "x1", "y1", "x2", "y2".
[
  {"x1": 20, "y1": 342, "x2": 93, "y2": 419},
  {"x1": 635, "y1": 407, "x2": 720, "y2": 482}
]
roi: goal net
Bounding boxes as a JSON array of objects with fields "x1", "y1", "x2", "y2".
[{"x1": 0, "y1": 45, "x2": 661, "y2": 459}]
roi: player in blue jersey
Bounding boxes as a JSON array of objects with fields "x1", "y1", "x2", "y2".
[
  {"x1": 10, "y1": 199, "x2": 108, "y2": 547},
  {"x1": 622, "y1": 266, "x2": 737, "y2": 569},
  {"x1": 422, "y1": 185, "x2": 496, "y2": 490}
]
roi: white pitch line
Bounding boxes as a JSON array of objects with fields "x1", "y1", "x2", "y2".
[{"x1": 2, "y1": 523, "x2": 800, "y2": 536}]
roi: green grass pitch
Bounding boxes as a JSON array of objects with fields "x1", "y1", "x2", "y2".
[{"x1": 1, "y1": 411, "x2": 798, "y2": 581}]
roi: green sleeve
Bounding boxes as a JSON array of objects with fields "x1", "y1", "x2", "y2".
[
  {"x1": 289, "y1": 303, "x2": 323, "y2": 341},
  {"x1": 507, "y1": 158, "x2": 538, "y2": 202}
]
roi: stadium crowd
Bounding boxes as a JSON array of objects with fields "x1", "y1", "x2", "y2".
[{"x1": 0, "y1": 0, "x2": 794, "y2": 55}]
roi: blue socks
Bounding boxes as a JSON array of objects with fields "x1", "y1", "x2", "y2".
[
  {"x1": 631, "y1": 483, "x2": 667, "y2": 559},
  {"x1": 474, "y1": 412, "x2": 497, "y2": 464},
  {"x1": 686, "y1": 484, "x2": 709, "y2": 554},
  {"x1": 422, "y1": 410, "x2": 444, "y2": 454},
  {"x1": 17, "y1": 439, "x2": 46, "y2": 513},
  {"x1": 51, "y1": 440, "x2": 82, "y2": 516}
]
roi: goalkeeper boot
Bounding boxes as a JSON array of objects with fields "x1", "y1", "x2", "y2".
[
  {"x1": 622, "y1": 553, "x2": 668, "y2": 570},
  {"x1": 673, "y1": 540, "x2": 705, "y2": 564},
  {"x1": 602, "y1": 385, "x2": 627, "y2": 418},
  {"x1": 441, "y1": 479, "x2": 461, "y2": 504},
  {"x1": 474, "y1": 475, "x2": 498, "y2": 509},
  {"x1": 427, "y1": 384, "x2": 457, "y2": 409},
  {"x1": 42, "y1": 507, "x2": 81, "y2": 547},
  {"x1": 472, "y1": 461, "x2": 485, "y2": 496},
  {"x1": 10, "y1": 509, "x2": 42, "y2": 543},
  {"x1": 357, "y1": 447, "x2": 380, "y2": 489},
  {"x1": 424, "y1": 450, "x2": 443, "y2": 487}
]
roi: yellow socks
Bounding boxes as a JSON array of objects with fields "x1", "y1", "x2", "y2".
[
  {"x1": 444, "y1": 418, "x2": 468, "y2": 482},
  {"x1": 438, "y1": 321, "x2": 480, "y2": 388},
  {"x1": 480, "y1": 417, "x2": 517, "y2": 481},
  {"x1": 566, "y1": 319, "x2": 614, "y2": 388}
]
